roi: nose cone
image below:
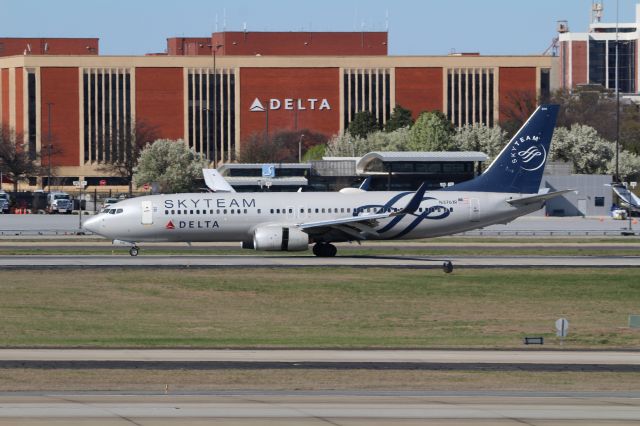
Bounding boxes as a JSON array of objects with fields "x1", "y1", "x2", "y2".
[{"x1": 83, "y1": 215, "x2": 102, "y2": 235}]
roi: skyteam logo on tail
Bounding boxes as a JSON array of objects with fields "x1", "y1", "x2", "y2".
[{"x1": 510, "y1": 135, "x2": 546, "y2": 172}]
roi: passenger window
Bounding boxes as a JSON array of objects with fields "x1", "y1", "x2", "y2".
[
  {"x1": 307, "y1": 208, "x2": 311, "y2": 213},
  {"x1": 258, "y1": 209, "x2": 261, "y2": 214},
  {"x1": 321, "y1": 208, "x2": 325, "y2": 213},
  {"x1": 164, "y1": 210, "x2": 168, "y2": 215},
  {"x1": 315, "y1": 208, "x2": 319, "y2": 213},
  {"x1": 270, "y1": 209, "x2": 274, "y2": 214},
  {"x1": 216, "y1": 209, "x2": 220, "y2": 214},
  {"x1": 244, "y1": 209, "x2": 247, "y2": 214},
  {"x1": 210, "y1": 209, "x2": 213, "y2": 214},
  {"x1": 223, "y1": 209, "x2": 227, "y2": 214},
  {"x1": 300, "y1": 208, "x2": 304, "y2": 213},
  {"x1": 450, "y1": 207, "x2": 453, "y2": 212},
  {"x1": 231, "y1": 209, "x2": 234, "y2": 214},
  {"x1": 276, "y1": 209, "x2": 280, "y2": 214},
  {"x1": 347, "y1": 208, "x2": 351, "y2": 213},
  {"x1": 171, "y1": 210, "x2": 175, "y2": 214},
  {"x1": 190, "y1": 210, "x2": 193, "y2": 215},
  {"x1": 341, "y1": 208, "x2": 345, "y2": 213},
  {"x1": 288, "y1": 209, "x2": 293, "y2": 214}
]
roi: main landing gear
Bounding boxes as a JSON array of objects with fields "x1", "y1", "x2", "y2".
[
  {"x1": 312, "y1": 242, "x2": 337, "y2": 257},
  {"x1": 129, "y1": 246, "x2": 139, "y2": 257}
]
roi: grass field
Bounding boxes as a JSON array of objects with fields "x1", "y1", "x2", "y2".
[
  {"x1": 1, "y1": 369, "x2": 639, "y2": 392},
  {"x1": 1, "y1": 267, "x2": 639, "y2": 348}
]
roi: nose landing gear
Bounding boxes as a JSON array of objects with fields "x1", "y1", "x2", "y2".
[
  {"x1": 442, "y1": 260, "x2": 453, "y2": 273},
  {"x1": 129, "y1": 246, "x2": 139, "y2": 257}
]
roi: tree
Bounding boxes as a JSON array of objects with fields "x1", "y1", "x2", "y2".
[
  {"x1": 98, "y1": 120, "x2": 160, "y2": 195},
  {"x1": 451, "y1": 124, "x2": 507, "y2": 163},
  {"x1": 608, "y1": 150, "x2": 640, "y2": 182},
  {"x1": 550, "y1": 124, "x2": 614, "y2": 174},
  {"x1": 302, "y1": 144, "x2": 326, "y2": 162},
  {"x1": 325, "y1": 127, "x2": 411, "y2": 157},
  {"x1": 407, "y1": 110, "x2": 454, "y2": 151},
  {"x1": 0, "y1": 126, "x2": 43, "y2": 192},
  {"x1": 499, "y1": 89, "x2": 538, "y2": 137},
  {"x1": 347, "y1": 111, "x2": 379, "y2": 139},
  {"x1": 384, "y1": 105, "x2": 414, "y2": 132},
  {"x1": 133, "y1": 139, "x2": 208, "y2": 193},
  {"x1": 238, "y1": 129, "x2": 328, "y2": 163}
]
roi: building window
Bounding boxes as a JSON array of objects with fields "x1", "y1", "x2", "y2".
[
  {"x1": 27, "y1": 72, "x2": 37, "y2": 159},
  {"x1": 589, "y1": 40, "x2": 606, "y2": 87},
  {"x1": 82, "y1": 68, "x2": 132, "y2": 164},
  {"x1": 343, "y1": 68, "x2": 391, "y2": 130},
  {"x1": 595, "y1": 196, "x2": 605, "y2": 207},
  {"x1": 187, "y1": 68, "x2": 236, "y2": 164},
  {"x1": 607, "y1": 40, "x2": 636, "y2": 93},
  {"x1": 446, "y1": 68, "x2": 495, "y2": 127}
]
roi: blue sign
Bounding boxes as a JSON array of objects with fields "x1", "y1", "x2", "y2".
[{"x1": 262, "y1": 164, "x2": 276, "y2": 178}]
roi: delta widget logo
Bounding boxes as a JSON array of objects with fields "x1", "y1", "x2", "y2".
[
  {"x1": 166, "y1": 220, "x2": 175, "y2": 230},
  {"x1": 510, "y1": 135, "x2": 546, "y2": 172}
]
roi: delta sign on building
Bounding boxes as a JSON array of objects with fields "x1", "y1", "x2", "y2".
[{"x1": 0, "y1": 32, "x2": 558, "y2": 187}]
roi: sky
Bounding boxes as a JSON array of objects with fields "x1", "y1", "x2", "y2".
[{"x1": 2, "y1": 0, "x2": 639, "y2": 56}]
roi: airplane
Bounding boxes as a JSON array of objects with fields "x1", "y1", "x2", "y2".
[
  {"x1": 84, "y1": 104, "x2": 568, "y2": 272},
  {"x1": 609, "y1": 183, "x2": 640, "y2": 213}
]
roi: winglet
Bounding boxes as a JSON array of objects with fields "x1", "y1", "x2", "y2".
[{"x1": 393, "y1": 182, "x2": 428, "y2": 216}]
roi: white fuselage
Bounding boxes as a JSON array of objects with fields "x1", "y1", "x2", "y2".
[{"x1": 85, "y1": 190, "x2": 541, "y2": 244}]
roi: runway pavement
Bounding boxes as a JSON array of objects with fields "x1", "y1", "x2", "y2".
[
  {"x1": 0, "y1": 349, "x2": 639, "y2": 372},
  {"x1": 1, "y1": 253, "x2": 638, "y2": 269},
  {"x1": 0, "y1": 393, "x2": 638, "y2": 425}
]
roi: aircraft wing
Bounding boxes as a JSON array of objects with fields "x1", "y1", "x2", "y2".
[
  {"x1": 297, "y1": 182, "x2": 428, "y2": 240},
  {"x1": 609, "y1": 183, "x2": 640, "y2": 210},
  {"x1": 506, "y1": 189, "x2": 574, "y2": 207}
]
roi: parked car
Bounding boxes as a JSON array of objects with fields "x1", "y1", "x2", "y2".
[
  {"x1": 100, "y1": 197, "x2": 120, "y2": 212},
  {"x1": 0, "y1": 191, "x2": 10, "y2": 214}
]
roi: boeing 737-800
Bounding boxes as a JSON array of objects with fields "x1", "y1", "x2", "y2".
[{"x1": 84, "y1": 104, "x2": 567, "y2": 271}]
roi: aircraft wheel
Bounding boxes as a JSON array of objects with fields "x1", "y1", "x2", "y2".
[
  {"x1": 326, "y1": 243, "x2": 337, "y2": 257},
  {"x1": 442, "y1": 260, "x2": 453, "y2": 274},
  {"x1": 312, "y1": 243, "x2": 322, "y2": 256},
  {"x1": 129, "y1": 246, "x2": 139, "y2": 257}
]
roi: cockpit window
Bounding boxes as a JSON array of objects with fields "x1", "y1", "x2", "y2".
[
  {"x1": 109, "y1": 209, "x2": 116, "y2": 214},
  {"x1": 116, "y1": 209, "x2": 123, "y2": 214}
]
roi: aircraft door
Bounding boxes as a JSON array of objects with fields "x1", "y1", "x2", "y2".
[
  {"x1": 469, "y1": 198, "x2": 480, "y2": 222},
  {"x1": 141, "y1": 201, "x2": 154, "y2": 225}
]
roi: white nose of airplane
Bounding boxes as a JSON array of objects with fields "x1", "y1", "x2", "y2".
[{"x1": 83, "y1": 215, "x2": 101, "y2": 235}]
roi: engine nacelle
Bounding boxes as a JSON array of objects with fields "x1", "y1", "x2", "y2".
[{"x1": 252, "y1": 225, "x2": 309, "y2": 251}]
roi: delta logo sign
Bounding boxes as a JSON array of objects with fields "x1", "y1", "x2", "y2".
[{"x1": 249, "y1": 97, "x2": 331, "y2": 112}]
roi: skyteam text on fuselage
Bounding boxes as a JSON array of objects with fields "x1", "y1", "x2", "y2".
[{"x1": 84, "y1": 105, "x2": 567, "y2": 266}]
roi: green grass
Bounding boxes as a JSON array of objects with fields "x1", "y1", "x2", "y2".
[{"x1": 1, "y1": 268, "x2": 639, "y2": 348}]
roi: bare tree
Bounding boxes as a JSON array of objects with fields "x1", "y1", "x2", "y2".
[
  {"x1": 97, "y1": 120, "x2": 159, "y2": 195},
  {"x1": 0, "y1": 126, "x2": 43, "y2": 192},
  {"x1": 239, "y1": 129, "x2": 328, "y2": 163},
  {"x1": 499, "y1": 89, "x2": 538, "y2": 137}
]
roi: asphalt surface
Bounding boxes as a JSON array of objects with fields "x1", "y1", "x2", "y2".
[
  {"x1": 1, "y1": 253, "x2": 638, "y2": 269},
  {"x1": 0, "y1": 393, "x2": 638, "y2": 425},
  {"x1": 0, "y1": 349, "x2": 638, "y2": 372}
]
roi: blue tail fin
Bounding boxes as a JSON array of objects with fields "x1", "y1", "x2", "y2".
[{"x1": 445, "y1": 104, "x2": 559, "y2": 194}]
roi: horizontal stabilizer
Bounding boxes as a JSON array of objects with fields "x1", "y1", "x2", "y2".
[
  {"x1": 203, "y1": 169, "x2": 236, "y2": 193},
  {"x1": 507, "y1": 189, "x2": 574, "y2": 207}
]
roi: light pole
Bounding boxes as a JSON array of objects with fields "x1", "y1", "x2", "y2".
[
  {"x1": 212, "y1": 43, "x2": 223, "y2": 168},
  {"x1": 615, "y1": 0, "x2": 620, "y2": 182},
  {"x1": 298, "y1": 133, "x2": 305, "y2": 163},
  {"x1": 46, "y1": 102, "x2": 53, "y2": 191}
]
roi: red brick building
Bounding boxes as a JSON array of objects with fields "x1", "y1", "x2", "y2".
[{"x1": 0, "y1": 33, "x2": 557, "y2": 189}]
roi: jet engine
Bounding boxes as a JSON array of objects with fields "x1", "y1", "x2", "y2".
[{"x1": 247, "y1": 225, "x2": 309, "y2": 251}]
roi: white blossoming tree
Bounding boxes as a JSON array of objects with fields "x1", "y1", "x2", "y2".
[
  {"x1": 133, "y1": 139, "x2": 208, "y2": 193},
  {"x1": 451, "y1": 124, "x2": 507, "y2": 163}
]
